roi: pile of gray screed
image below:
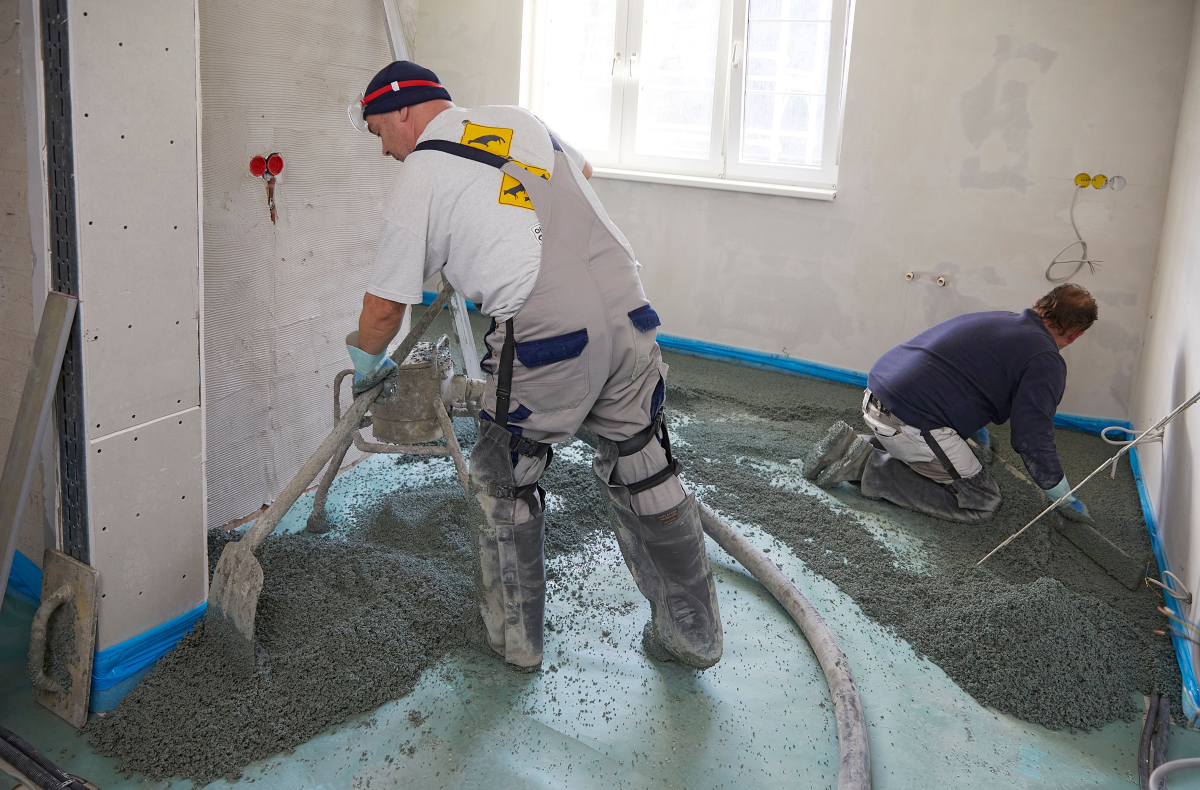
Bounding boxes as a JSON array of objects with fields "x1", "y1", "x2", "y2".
[
  {"x1": 87, "y1": 348, "x2": 1177, "y2": 784},
  {"x1": 664, "y1": 353, "x2": 1177, "y2": 731},
  {"x1": 86, "y1": 419, "x2": 615, "y2": 786}
]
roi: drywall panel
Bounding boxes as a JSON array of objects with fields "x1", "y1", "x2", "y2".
[
  {"x1": 88, "y1": 407, "x2": 204, "y2": 650},
  {"x1": 65, "y1": 0, "x2": 206, "y2": 646},
  {"x1": 418, "y1": 0, "x2": 1192, "y2": 423},
  {"x1": 1131, "y1": 5, "x2": 1200, "y2": 679},
  {"x1": 69, "y1": 2, "x2": 201, "y2": 439},
  {"x1": 199, "y1": 0, "x2": 397, "y2": 527}
]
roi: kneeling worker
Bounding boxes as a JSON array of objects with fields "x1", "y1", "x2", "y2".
[
  {"x1": 344, "y1": 62, "x2": 721, "y2": 670},
  {"x1": 803, "y1": 283, "x2": 1098, "y2": 524}
]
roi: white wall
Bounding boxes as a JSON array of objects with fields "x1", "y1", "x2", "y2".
[
  {"x1": 199, "y1": 0, "x2": 395, "y2": 528},
  {"x1": 417, "y1": 0, "x2": 1192, "y2": 421},
  {"x1": 1133, "y1": 8, "x2": 1200, "y2": 633}
]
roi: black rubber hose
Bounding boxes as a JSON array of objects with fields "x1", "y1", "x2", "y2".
[
  {"x1": 0, "y1": 733, "x2": 61, "y2": 789},
  {"x1": 1140, "y1": 691, "x2": 1160, "y2": 790},
  {"x1": 1154, "y1": 694, "x2": 1171, "y2": 771},
  {"x1": 0, "y1": 725, "x2": 87, "y2": 790}
]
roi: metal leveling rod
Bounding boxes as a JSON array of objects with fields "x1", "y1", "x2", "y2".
[{"x1": 978, "y1": 389, "x2": 1200, "y2": 566}]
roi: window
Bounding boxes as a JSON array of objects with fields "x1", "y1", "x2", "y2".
[{"x1": 522, "y1": 0, "x2": 853, "y2": 196}]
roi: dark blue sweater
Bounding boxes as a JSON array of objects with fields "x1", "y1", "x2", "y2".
[{"x1": 867, "y1": 309, "x2": 1066, "y2": 489}]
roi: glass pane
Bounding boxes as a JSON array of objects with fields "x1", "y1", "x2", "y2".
[
  {"x1": 740, "y1": 2, "x2": 832, "y2": 168},
  {"x1": 741, "y1": 93, "x2": 826, "y2": 166},
  {"x1": 634, "y1": 0, "x2": 722, "y2": 159},
  {"x1": 542, "y1": 0, "x2": 618, "y2": 151},
  {"x1": 748, "y1": 0, "x2": 832, "y2": 21},
  {"x1": 745, "y1": 21, "x2": 830, "y2": 95}
]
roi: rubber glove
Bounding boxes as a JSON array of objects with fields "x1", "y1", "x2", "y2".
[
  {"x1": 1043, "y1": 476, "x2": 1093, "y2": 525},
  {"x1": 346, "y1": 332, "x2": 398, "y2": 400},
  {"x1": 971, "y1": 427, "x2": 995, "y2": 464}
]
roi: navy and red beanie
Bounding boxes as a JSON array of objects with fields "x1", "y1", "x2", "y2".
[{"x1": 361, "y1": 61, "x2": 452, "y2": 118}]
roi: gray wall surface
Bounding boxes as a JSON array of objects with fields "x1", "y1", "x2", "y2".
[
  {"x1": 417, "y1": 0, "x2": 1193, "y2": 421},
  {"x1": 1133, "y1": 4, "x2": 1200, "y2": 668},
  {"x1": 0, "y1": 0, "x2": 48, "y2": 571},
  {"x1": 199, "y1": 0, "x2": 396, "y2": 528}
]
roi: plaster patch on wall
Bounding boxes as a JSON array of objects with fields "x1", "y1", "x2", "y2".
[
  {"x1": 1094, "y1": 288, "x2": 1139, "y2": 308},
  {"x1": 959, "y1": 36, "x2": 1057, "y2": 193}
]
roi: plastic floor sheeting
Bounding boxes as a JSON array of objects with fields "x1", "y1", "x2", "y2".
[{"x1": 5, "y1": 442, "x2": 1200, "y2": 790}]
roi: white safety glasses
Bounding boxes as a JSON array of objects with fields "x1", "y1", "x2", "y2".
[
  {"x1": 348, "y1": 92, "x2": 369, "y2": 133},
  {"x1": 347, "y1": 79, "x2": 445, "y2": 134}
]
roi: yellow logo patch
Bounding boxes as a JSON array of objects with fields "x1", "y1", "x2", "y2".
[
  {"x1": 460, "y1": 123, "x2": 513, "y2": 157},
  {"x1": 499, "y1": 162, "x2": 549, "y2": 210}
]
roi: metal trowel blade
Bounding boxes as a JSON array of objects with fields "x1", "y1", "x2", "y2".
[{"x1": 205, "y1": 539, "x2": 263, "y2": 664}]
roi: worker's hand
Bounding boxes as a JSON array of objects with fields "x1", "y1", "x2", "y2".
[
  {"x1": 971, "y1": 427, "x2": 996, "y2": 464},
  {"x1": 346, "y1": 332, "x2": 399, "y2": 401},
  {"x1": 353, "y1": 358, "x2": 398, "y2": 399},
  {"x1": 1044, "y1": 476, "x2": 1095, "y2": 525},
  {"x1": 1055, "y1": 495, "x2": 1093, "y2": 524}
]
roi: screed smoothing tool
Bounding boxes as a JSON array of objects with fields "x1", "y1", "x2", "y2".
[{"x1": 206, "y1": 284, "x2": 460, "y2": 658}]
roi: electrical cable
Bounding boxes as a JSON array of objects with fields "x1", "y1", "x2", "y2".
[{"x1": 1047, "y1": 186, "x2": 1103, "y2": 282}]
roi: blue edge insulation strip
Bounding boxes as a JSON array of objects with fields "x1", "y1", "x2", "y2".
[{"x1": 3, "y1": 292, "x2": 1193, "y2": 718}]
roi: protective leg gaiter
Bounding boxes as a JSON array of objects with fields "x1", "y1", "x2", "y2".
[
  {"x1": 469, "y1": 420, "x2": 547, "y2": 668},
  {"x1": 593, "y1": 437, "x2": 723, "y2": 669},
  {"x1": 860, "y1": 449, "x2": 1001, "y2": 524}
]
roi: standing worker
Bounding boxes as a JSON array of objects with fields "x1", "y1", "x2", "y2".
[
  {"x1": 343, "y1": 61, "x2": 722, "y2": 670},
  {"x1": 802, "y1": 284, "x2": 1098, "y2": 524}
]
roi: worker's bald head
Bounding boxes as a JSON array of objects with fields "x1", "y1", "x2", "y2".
[{"x1": 1034, "y1": 283, "x2": 1098, "y2": 336}]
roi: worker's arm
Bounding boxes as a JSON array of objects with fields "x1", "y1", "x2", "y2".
[
  {"x1": 1009, "y1": 352, "x2": 1066, "y2": 488},
  {"x1": 346, "y1": 293, "x2": 406, "y2": 398},
  {"x1": 1010, "y1": 353, "x2": 1091, "y2": 522},
  {"x1": 357, "y1": 293, "x2": 406, "y2": 354}
]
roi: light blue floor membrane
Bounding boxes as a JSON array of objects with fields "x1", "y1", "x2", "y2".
[{"x1": 5, "y1": 439, "x2": 1200, "y2": 789}]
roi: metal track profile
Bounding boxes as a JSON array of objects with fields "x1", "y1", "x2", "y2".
[{"x1": 42, "y1": 0, "x2": 89, "y2": 562}]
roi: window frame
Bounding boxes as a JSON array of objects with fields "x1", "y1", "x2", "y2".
[{"x1": 520, "y1": 0, "x2": 852, "y2": 195}]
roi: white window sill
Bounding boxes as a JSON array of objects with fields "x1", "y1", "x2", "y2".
[{"x1": 590, "y1": 167, "x2": 836, "y2": 201}]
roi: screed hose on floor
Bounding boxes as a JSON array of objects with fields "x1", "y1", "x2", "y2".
[{"x1": 698, "y1": 503, "x2": 871, "y2": 790}]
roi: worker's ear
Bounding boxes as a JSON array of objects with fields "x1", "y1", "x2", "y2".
[
  {"x1": 399, "y1": 106, "x2": 409, "y2": 124},
  {"x1": 1064, "y1": 328, "x2": 1086, "y2": 345}
]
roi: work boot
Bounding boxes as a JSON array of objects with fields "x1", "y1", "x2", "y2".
[
  {"x1": 593, "y1": 438, "x2": 722, "y2": 669},
  {"x1": 815, "y1": 435, "x2": 874, "y2": 488},
  {"x1": 802, "y1": 421, "x2": 857, "y2": 480}
]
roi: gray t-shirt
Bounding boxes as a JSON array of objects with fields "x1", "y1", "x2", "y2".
[{"x1": 367, "y1": 105, "x2": 588, "y2": 321}]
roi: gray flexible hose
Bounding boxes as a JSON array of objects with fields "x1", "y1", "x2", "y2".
[
  {"x1": 572, "y1": 425, "x2": 871, "y2": 789},
  {"x1": 698, "y1": 502, "x2": 871, "y2": 790},
  {"x1": 1149, "y1": 757, "x2": 1200, "y2": 788}
]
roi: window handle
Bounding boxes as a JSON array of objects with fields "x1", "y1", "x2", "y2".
[
  {"x1": 629, "y1": 52, "x2": 638, "y2": 78},
  {"x1": 732, "y1": 40, "x2": 741, "y2": 68},
  {"x1": 612, "y1": 51, "x2": 622, "y2": 76}
]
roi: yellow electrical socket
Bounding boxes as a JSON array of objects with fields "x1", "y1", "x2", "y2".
[
  {"x1": 1091, "y1": 174, "x2": 1108, "y2": 188},
  {"x1": 1074, "y1": 172, "x2": 1092, "y2": 187}
]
